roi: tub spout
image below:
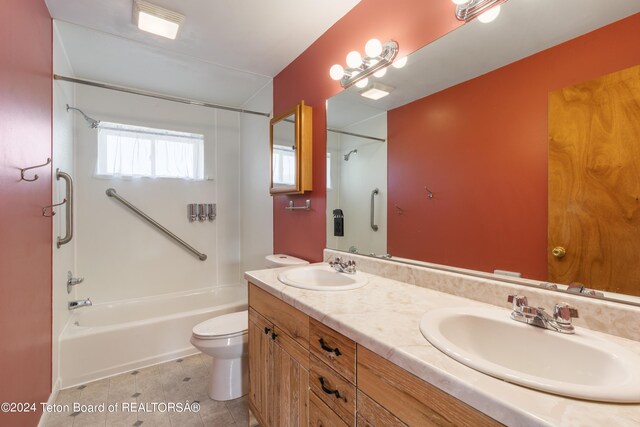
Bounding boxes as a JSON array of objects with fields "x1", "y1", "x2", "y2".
[{"x1": 69, "y1": 298, "x2": 92, "y2": 310}]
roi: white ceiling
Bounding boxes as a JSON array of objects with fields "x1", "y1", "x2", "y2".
[
  {"x1": 47, "y1": 0, "x2": 361, "y2": 107},
  {"x1": 329, "y1": 0, "x2": 640, "y2": 129}
]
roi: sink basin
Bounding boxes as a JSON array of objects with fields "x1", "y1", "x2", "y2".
[
  {"x1": 420, "y1": 306, "x2": 640, "y2": 402},
  {"x1": 277, "y1": 264, "x2": 368, "y2": 291}
]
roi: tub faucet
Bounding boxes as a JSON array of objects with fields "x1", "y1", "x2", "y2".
[
  {"x1": 329, "y1": 257, "x2": 357, "y2": 274},
  {"x1": 507, "y1": 294, "x2": 579, "y2": 334},
  {"x1": 69, "y1": 298, "x2": 92, "y2": 310}
]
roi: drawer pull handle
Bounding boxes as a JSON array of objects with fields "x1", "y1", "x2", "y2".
[
  {"x1": 264, "y1": 327, "x2": 271, "y2": 335},
  {"x1": 318, "y1": 376, "x2": 346, "y2": 402},
  {"x1": 319, "y1": 338, "x2": 342, "y2": 356},
  {"x1": 271, "y1": 332, "x2": 278, "y2": 341}
]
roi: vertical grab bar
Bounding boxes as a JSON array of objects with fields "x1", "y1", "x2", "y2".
[
  {"x1": 370, "y1": 188, "x2": 379, "y2": 231},
  {"x1": 56, "y1": 169, "x2": 73, "y2": 248}
]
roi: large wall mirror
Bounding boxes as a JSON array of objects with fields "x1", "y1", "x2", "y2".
[{"x1": 326, "y1": 0, "x2": 640, "y2": 304}]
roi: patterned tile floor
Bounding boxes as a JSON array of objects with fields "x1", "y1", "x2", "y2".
[{"x1": 44, "y1": 353, "x2": 258, "y2": 427}]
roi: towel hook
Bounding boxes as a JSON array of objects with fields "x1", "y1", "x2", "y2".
[
  {"x1": 21, "y1": 158, "x2": 51, "y2": 182},
  {"x1": 425, "y1": 187, "x2": 434, "y2": 199},
  {"x1": 42, "y1": 198, "x2": 67, "y2": 217}
]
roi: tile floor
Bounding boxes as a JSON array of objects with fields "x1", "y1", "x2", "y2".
[{"x1": 45, "y1": 353, "x2": 259, "y2": 427}]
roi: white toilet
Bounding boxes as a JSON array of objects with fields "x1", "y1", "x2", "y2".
[
  {"x1": 190, "y1": 310, "x2": 249, "y2": 401},
  {"x1": 190, "y1": 253, "x2": 308, "y2": 401}
]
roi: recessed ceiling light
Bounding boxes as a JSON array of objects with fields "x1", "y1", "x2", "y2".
[
  {"x1": 360, "y1": 83, "x2": 395, "y2": 100},
  {"x1": 133, "y1": 0, "x2": 185, "y2": 40}
]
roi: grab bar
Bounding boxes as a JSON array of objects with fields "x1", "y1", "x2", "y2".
[
  {"x1": 56, "y1": 169, "x2": 74, "y2": 248},
  {"x1": 106, "y1": 188, "x2": 207, "y2": 261},
  {"x1": 370, "y1": 188, "x2": 379, "y2": 232}
]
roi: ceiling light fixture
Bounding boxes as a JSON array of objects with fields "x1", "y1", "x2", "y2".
[
  {"x1": 329, "y1": 38, "x2": 399, "y2": 89},
  {"x1": 360, "y1": 83, "x2": 395, "y2": 101},
  {"x1": 133, "y1": 0, "x2": 185, "y2": 40},
  {"x1": 453, "y1": 0, "x2": 508, "y2": 23}
]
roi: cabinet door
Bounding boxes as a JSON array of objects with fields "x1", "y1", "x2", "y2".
[
  {"x1": 249, "y1": 309, "x2": 272, "y2": 423},
  {"x1": 271, "y1": 327, "x2": 309, "y2": 427}
]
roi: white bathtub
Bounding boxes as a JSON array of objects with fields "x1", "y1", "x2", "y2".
[{"x1": 59, "y1": 285, "x2": 247, "y2": 388}]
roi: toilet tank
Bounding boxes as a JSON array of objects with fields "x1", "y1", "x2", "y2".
[{"x1": 265, "y1": 254, "x2": 309, "y2": 268}]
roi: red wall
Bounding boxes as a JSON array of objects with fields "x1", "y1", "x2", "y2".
[
  {"x1": 273, "y1": 0, "x2": 462, "y2": 262},
  {"x1": 388, "y1": 14, "x2": 640, "y2": 279},
  {"x1": 0, "y1": 1, "x2": 52, "y2": 425}
]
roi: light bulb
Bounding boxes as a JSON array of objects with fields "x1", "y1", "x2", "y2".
[
  {"x1": 346, "y1": 51, "x2": 362, "y2": 69},
  {"x1": 365, "y1": 38, "x2": 383, "y2": 57},
  {"x1": 329, "y1": 64, "x2": 344, "y2": 80},
  {"x1": 355, "y1": 78, "x2": 369, "y2": 88},
  {"x1": 392, "y1": 56, "x2": 407, "y2": 69},
  {"x1": 373, "y1": 67, "x2": 387, "y2": 78},
  {"x1": 451, "y1": 0, "x2": 471, "y2": 5},
  {"x1": 478, "y1": 5, "x2": 501, "y2": 23}
]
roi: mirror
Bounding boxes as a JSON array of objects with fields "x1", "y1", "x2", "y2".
[
  {"x1": 270, "y1": 100, "x2": 313, "y2": 195},
  {"x1": 326, "y1": 0, "x2": 640, "y2": 303}
]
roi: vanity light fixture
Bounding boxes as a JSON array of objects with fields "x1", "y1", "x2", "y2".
[
  {"x1": 453, "y1": 0, "x2": 508, "y2": 23},
  {"x1": 133, "y1": 0, "x2": 185, "y2": 40},
  {"x1": 360, "y1": 83, "x2": 395, "y2": 101},
  {"x1": 329, "y1": 38, "x2": 400, "y2": 89}
]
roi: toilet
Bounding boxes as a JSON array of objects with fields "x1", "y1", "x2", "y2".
[
  {"x1": 190, "y1": 253, "x2": 308, "y2": 401},
  {"x1": 265, "y1": 253, "x2": 309, "y2": 268}
]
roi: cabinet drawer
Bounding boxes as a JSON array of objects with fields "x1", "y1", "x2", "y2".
[
  {"x1": 249, "y1": 283, "x2": 309, "y2": 348},
  {"x1": 310, "y1": 391, "x2": 349, "y2": 427},
  {"x1": 310, "y1": 317, "x2": 356, "y2": 384},
  {"x1": 357, "y1": 346, "x2": 503, "y2": 427},
  {"x1": 310, "y1": 355, "x2": 356, "y2": 427}
]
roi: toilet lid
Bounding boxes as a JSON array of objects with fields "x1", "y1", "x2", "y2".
[{"x1": 193, "y1": 310, "x2": 248, "y2": 339}]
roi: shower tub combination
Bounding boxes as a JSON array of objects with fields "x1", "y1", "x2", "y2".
[{"x1": 59, "y1": 285, "x2": 247, "y2": 388}]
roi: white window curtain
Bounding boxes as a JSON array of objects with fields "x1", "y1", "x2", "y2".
[
  {"x1": 272, "y1": 146, "x2": 296, "y2": 185},
  {"x1": 96, "y1": 122, "x2": 204, "y2": 180}
]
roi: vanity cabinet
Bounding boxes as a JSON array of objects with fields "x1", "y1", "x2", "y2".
[{"x1": 248, "y1": 282, "x2": 502, "y2": 427}]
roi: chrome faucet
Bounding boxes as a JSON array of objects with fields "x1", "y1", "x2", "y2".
[
  {"x1": 567, "y1": 282, "x2": 604, "y2": 298},
  {"x1": 507, "y1": 294, "x2": 579, "y2": 334},
  {"x1": 68, "y1": 298, "x2": 92, "y2": 310},
  {"x1": 329, "y1": 257, "x2": 357, "y2": 274}
]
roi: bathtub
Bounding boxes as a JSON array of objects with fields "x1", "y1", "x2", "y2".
[{"x1": 59, "y1": 285, "x2": 247, "y2": 388}]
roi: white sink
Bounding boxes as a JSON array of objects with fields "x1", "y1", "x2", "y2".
[
  {"x1": 420, "y1": 306, "x2": 640, "y2": 402},
  {"x1": 277, "y1": 264, "x2": 368, "y2": 291}
]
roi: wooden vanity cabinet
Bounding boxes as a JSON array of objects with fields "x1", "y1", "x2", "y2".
[{"x1": 248, "y1": 282, "x2": 502, "y2": 427}]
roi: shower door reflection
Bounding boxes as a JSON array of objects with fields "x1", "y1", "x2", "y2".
[{"x1": 326, "y1": 113, "x2": 387, "y2": 256}]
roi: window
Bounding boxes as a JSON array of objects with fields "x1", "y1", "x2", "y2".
[
  {"x1": 272, "y1": 146, "x2": 296, "y2": 185},
  {"x1": 96, "y1": 122, "x2": 204, "y2": 180}
]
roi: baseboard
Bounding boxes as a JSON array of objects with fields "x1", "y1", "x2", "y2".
[{"x1": 37, "y1": 378, "x2": 61, "y2": 427}]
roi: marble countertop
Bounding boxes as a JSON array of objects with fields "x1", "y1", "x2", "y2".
[{"x1": 245, "y1": 264, "x2": 640, "y2": 427}]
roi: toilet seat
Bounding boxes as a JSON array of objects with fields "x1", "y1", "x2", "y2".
[{"x1": 192, "y1": 310, "x2": 248, "y2": 340}]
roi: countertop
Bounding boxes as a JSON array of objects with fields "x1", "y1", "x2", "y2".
[{"x1": 245, "y1": 264, "x2": 640, "y2": 427}]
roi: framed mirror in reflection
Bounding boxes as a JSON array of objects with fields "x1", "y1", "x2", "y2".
[{"x1": 326, "y1": 0, "x2": 640, "y2": 303}]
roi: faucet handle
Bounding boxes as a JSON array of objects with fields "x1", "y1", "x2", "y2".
[
  {"x1": 507, "y1": 294, "x2": 528, "y2": 307},
  {"x1": 553, "y1": 303, "x2": 579, "y2": 324}
]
